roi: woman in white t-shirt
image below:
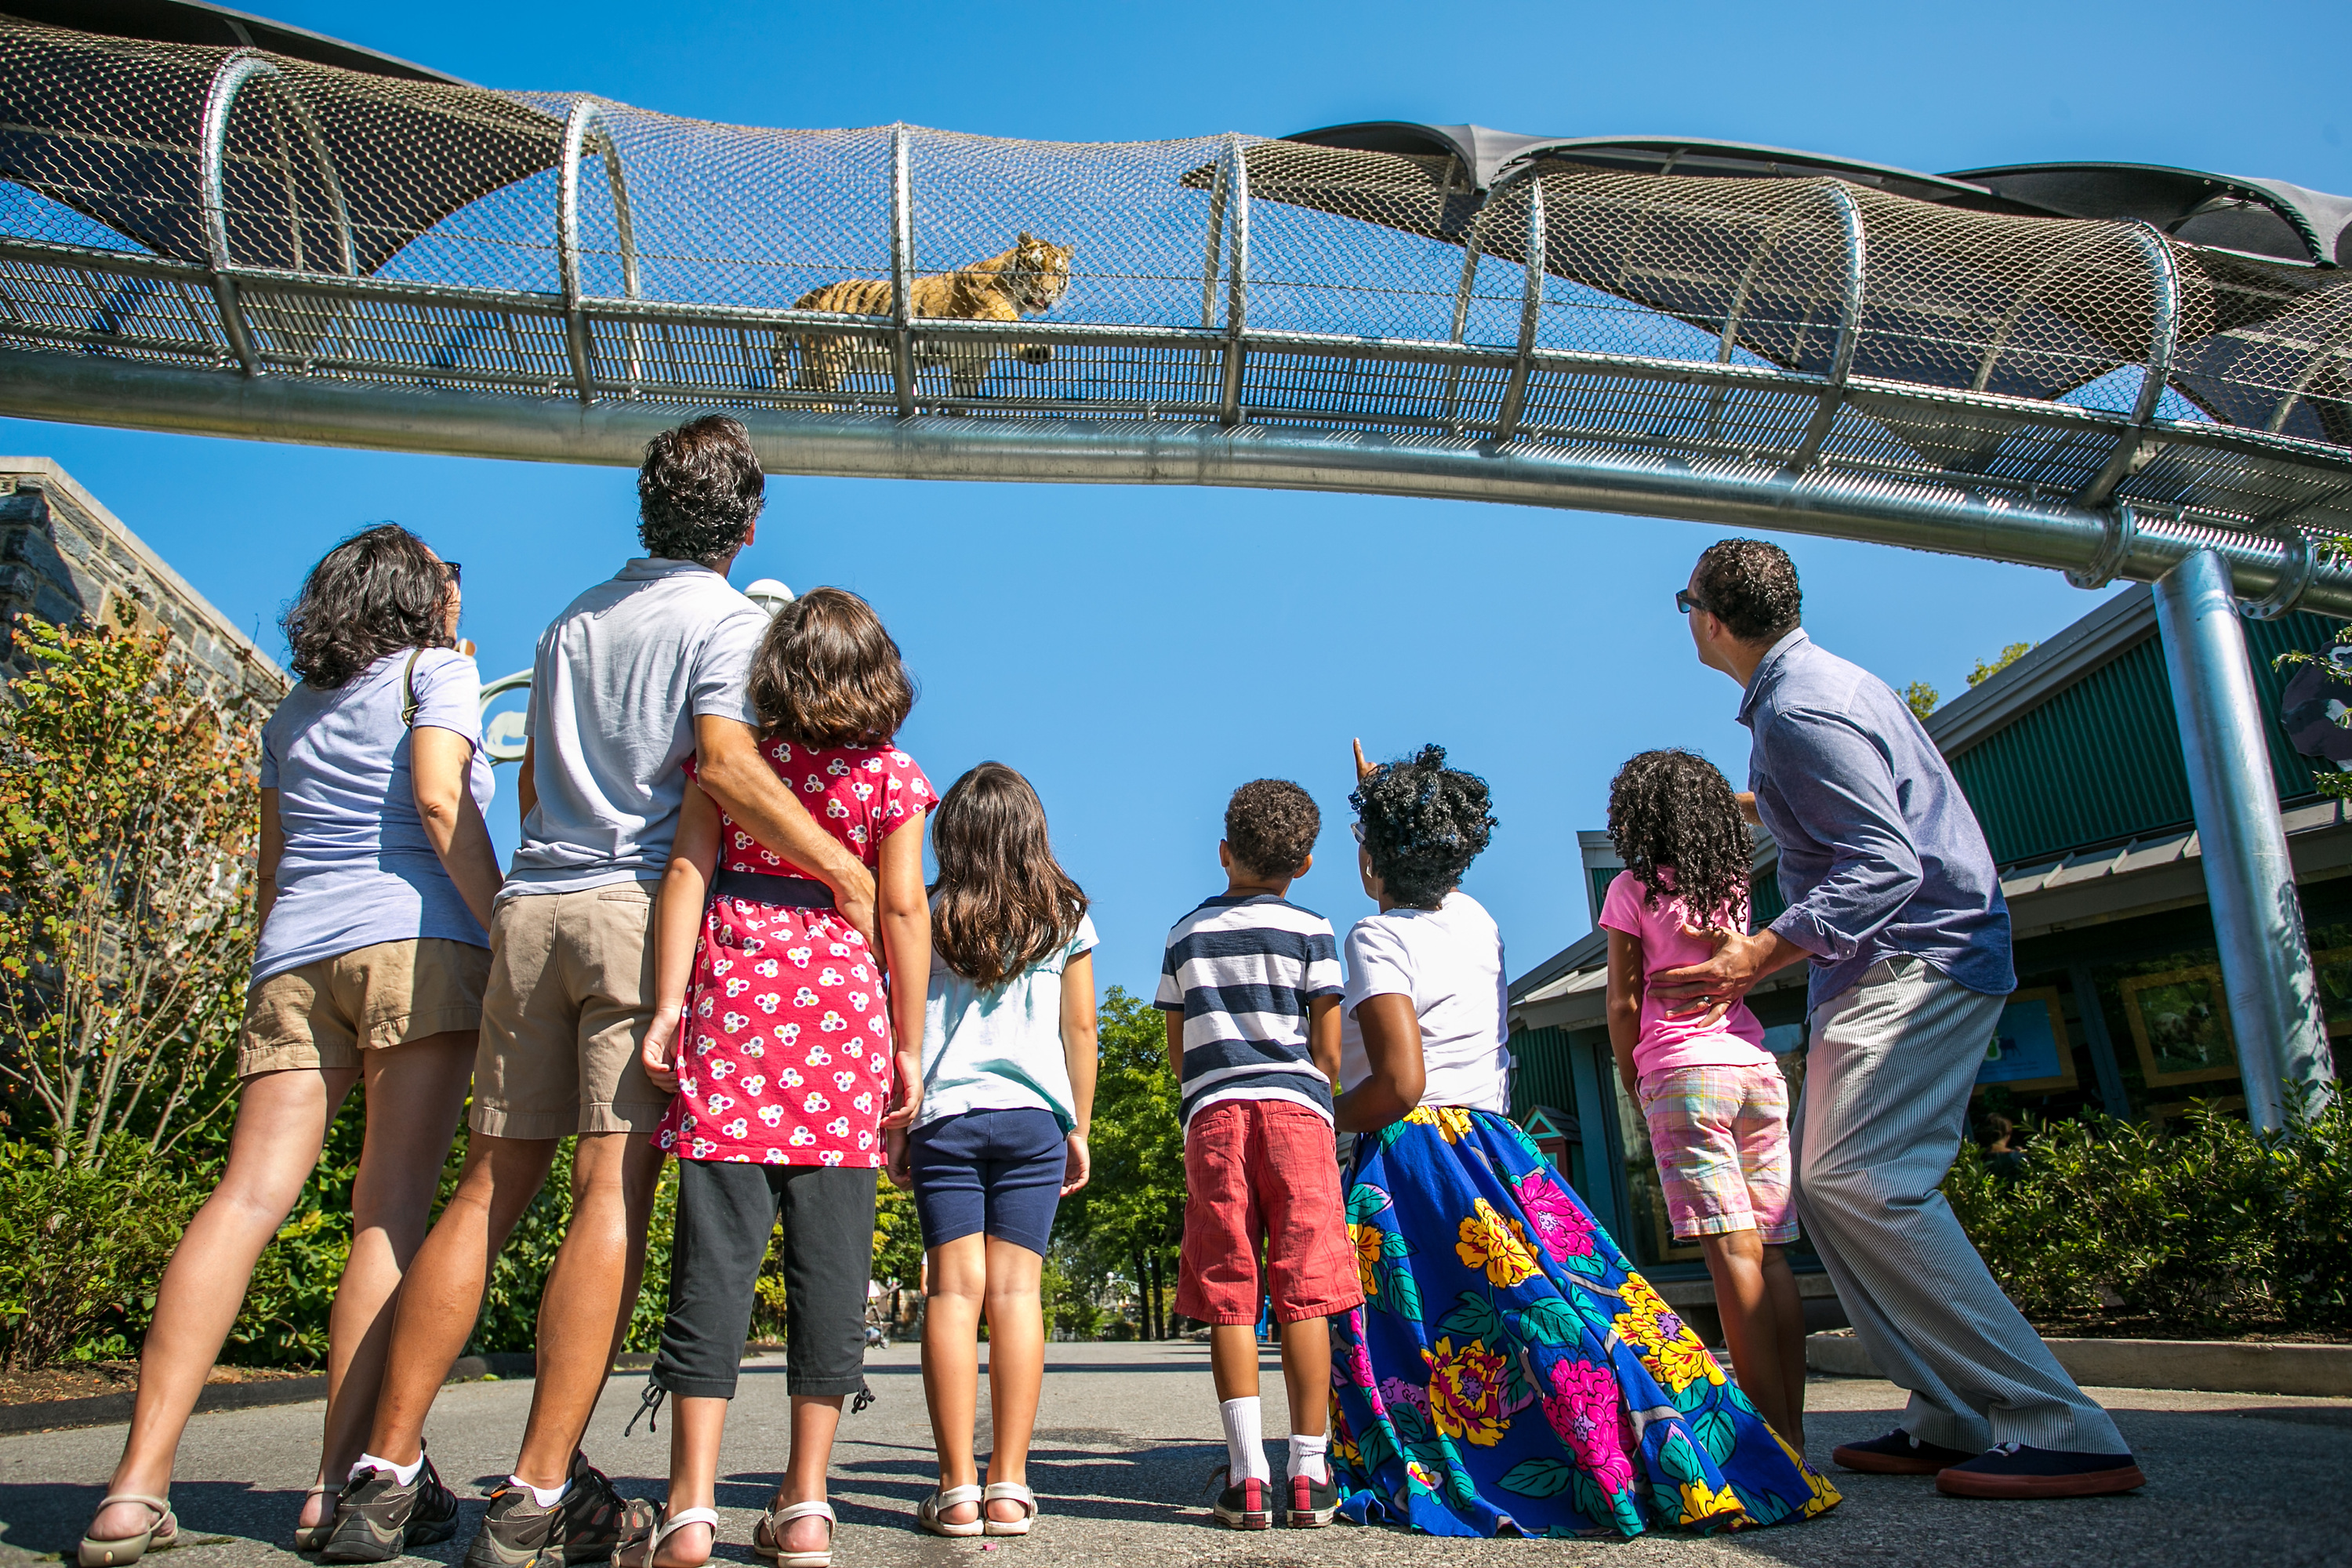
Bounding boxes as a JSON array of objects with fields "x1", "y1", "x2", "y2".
[
  {"x1": 82, "y1": 528, "x2": 502, "y2": 1568},
  {"x1": 1327, "y1": 743, "x2": 1835, "y2": 1541}
]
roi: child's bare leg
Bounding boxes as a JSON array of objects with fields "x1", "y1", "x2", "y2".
[
  {"x1": 1698, "y1": 1228, "x2": 1799, "y2": 1446},
  {"x1": 770, "y1": 1395, "x2": 844, "y2": 1555},
  {"x1": 621, "y1": 1396, "x2": 723, "y2": 1568},
  {"x1": 1209, "y1": 1323, "x2": 1261, "y2": 1403},
  {"x1": 981, "y1": 1237, "x2": 1046, "y2": 1523},
  {"x1": 1278, "y1": 1316, "x2": 1329, "y2": 1438},
  {"x1": 1761, "y1": 1244, "x2": 1808, "y2": 1452},
  {"x1": 920, "y1": 1236, "x2": 988, "y2": 1525}
]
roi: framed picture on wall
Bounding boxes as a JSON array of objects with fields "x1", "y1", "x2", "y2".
[
  {"x1": 2119, "y1": 965, "x2": 2241, "y2": 1087},
  {"x1": 2311, "y1": 947, "x2": 2352, "y2": 1038},
  {"x1": 1974, "y1": 986, "x2": 2078, "y2": 1094}
]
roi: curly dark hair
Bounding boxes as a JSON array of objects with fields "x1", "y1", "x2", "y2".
[
  {"x1": 1225, "y1": 779, "x2": 1320, "y2": 879},
  {"x1": 930, "y1": 762, "x2": 1088, "y2": 988},
  {"x1": 638, "y1": 414, "x2": 764, "y2": 566},
  {"x1": 280, "y1": 524, "x2": 452, "y2": 690},
  {"x1": 1605, "y1": 749, "x2": 1751, "y2": 930},
  {"x1": 748, "y1": 586, "x2": 915, "y2": 748},
  {"x1": 1693, "y1": 538, "x2": 1802, "y2": 643},
  {"x1": 1348, "y1": 744, "x2": 1495, "y2": 910}
]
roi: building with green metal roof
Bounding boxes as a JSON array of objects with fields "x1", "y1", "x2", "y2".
[{"x1": 1505, "y1": 586, "x2": 2352, "y2": 1303}]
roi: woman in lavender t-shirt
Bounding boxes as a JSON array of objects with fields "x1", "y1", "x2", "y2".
[{"x1": 82, "y1": 527, "x2": 502, "y2": 1567}]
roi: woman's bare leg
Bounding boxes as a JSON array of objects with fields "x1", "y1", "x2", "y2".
[
  {"x1": 310, "y1": 1032, "x2": 475, "y2": 1519},
  {"x1": 918, "y1": 1236, "x2": 988, "y2": 1525},
  {"x1": 980, "y1": 1238, "x2": 1045, "y2": 1523},
  {"x1": 91, "y1": 1066, "x2": 358, "y2": 1542}
]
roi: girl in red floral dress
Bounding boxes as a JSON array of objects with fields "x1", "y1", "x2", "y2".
[{"x1": 629, "y1": 586, "x2": 932, "y2": 1568}]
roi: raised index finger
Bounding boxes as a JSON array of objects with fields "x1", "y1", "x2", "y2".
[{"x1": 1352, "y1": 737, "x2": 1375, "y2": 782}]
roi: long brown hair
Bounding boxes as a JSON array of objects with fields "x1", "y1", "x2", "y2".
[
  {"x1": 747, "y1": 586, "x2": 915, "y2": 747},
  {"x1": 929, "y1": 762, "x2": 1087, "y2": 988}
]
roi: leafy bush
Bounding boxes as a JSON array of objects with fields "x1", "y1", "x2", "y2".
[
  {"x1": 0, "y1": 1137, "x2": 206, "y2": 1369},
  {"x1": 1946, "y1": 1099, "x2": 2352, "y2": 1336}
]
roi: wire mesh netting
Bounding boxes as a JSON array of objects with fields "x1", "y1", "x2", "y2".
[{"x1": 5, "y1": 14, "x2": 2352, "y2": 543}]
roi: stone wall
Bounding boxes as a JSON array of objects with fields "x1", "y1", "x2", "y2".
[{"x1": 0, "y1": 457, "x2": 288, "y2": 705}]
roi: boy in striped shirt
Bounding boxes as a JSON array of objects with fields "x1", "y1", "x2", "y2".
[{"x1": 1156, "y1": 779, "x2": 1362, "y2": 1530}]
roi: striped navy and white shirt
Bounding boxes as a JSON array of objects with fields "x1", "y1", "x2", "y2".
[{"x1": 1155, "y1": 894, "x2": 1345, "y2": 1128}]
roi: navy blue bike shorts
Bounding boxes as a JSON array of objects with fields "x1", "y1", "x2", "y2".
[{"x1": 908, "y1": 1106, "x2": 1067, "y2": 1257}]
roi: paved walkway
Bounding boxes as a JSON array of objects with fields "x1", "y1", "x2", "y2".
[{"x1": 4, "y1": 1341, "x2": 2347, "y2": 1568}]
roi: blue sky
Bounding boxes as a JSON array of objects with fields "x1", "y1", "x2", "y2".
[{"x1": 7, "y1": 0, "x2": 2349, "y2": 993}]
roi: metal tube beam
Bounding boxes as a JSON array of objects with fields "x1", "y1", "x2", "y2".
[
  {"x1": 1217, "y1": 134, "x2": 1250, "y2": 426},
  {"x1": 198, "y1": 50, "x2": 268, "y2": 376},
  {"x1": 889, "y1": 124, "x2": 916, "y2": 419},
  {"x1": 19, "y1": 343, "x2": 2352, "y2": 616},
  {"x1": 1788, "y1": 178, "x2": 1864, "y2": 470},
  {"x1": 2151, "y1": 548, "x2": 2336, "y2": 1131},
  {"x1": 2077, "y1": 222, "x2": 2181, "y2": 507},
  {"x1": 557, "y1": 99, "x2": 599, "y2": 403},
  {"x1": 1493, "y1": 176, "x2": 1545, "y2": 442}
]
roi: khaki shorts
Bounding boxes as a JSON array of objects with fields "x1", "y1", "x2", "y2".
[
  {"x1": 238, "y1": 938, "x2": 492, "y2": 1076},
  {"x1": 470, "y1": 884, "x2": 667, "y2": 1140}
]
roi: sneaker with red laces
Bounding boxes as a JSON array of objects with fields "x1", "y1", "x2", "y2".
[
  {"x1": 1286, "y1": 1471, "x2": 1338, "y2": 1528},
  {"x1": 1213, "y1": 1475, "x2": 1272, "y2": 1530}
]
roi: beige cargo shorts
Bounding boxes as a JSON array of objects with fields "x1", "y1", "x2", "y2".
[
  {"x1": 238, "y1": 937, "x2": 491, "y2": 1076},
  {"x1": 469, "y1": 884, "x2": 670, "y2": 1139}
]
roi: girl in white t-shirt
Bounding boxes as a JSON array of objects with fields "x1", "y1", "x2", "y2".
[{"x1": 890, "y1": 763, "x2": 1098, "y2": 1537}]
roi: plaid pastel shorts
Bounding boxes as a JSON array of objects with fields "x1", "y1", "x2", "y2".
[{"x1": 1636, "y1": 1060, "x2": 1798, "y2": 1244}]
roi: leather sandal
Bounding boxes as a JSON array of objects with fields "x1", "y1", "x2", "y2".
[
  {"x1": 614, "y1": 1502, "x2": 719, "y2": 1568},
  {"x1": 982, "y1": 1481, "x2": 1038, "y2": 1537},
  {"x1": 78, "y1": 1494, "x2": 179, "y2": 1568},
  {"x1": 753, "y1": 1499, "x2": 834, "y2": 1567},
  {"x1": 916, "y1": 1483, "x2": 984, "y2": 1537},
  {"x1": 292, "y1": 1485, "x2": 337, "y2": 1554}
]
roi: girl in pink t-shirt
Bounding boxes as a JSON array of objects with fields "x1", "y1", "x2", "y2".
[{"x1": 1599, "y1": 748, "x2": 1807, "y2": 1454}]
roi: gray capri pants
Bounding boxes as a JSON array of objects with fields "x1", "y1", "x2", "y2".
[{"x1": 652, "y1": 1158, "x2": 877, "y2": 1400}]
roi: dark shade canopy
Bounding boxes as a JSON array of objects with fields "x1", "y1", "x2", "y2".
[
  {"x1": 0, "y1": 13, "x2": 561, "y2": 274},
  {"x1": 1948, "y1": 163, "x2": 2352, "y2": 268},
  {"x1": 0, "y1": 0, "x2": 472, "y2": 85}
]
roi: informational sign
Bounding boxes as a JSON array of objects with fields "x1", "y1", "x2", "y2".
[{"x1": 1976, "y1": 989, "x2": 2078, "y2": 1093}]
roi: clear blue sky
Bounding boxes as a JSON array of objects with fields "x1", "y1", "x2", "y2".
[{"x1": 7, "y1": 0, "x2": 2349, "y2": 994}]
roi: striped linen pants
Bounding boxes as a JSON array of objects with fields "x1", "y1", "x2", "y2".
[{"x1": 1793, "y1": 956, "x2": 2129, "y2": 1456}]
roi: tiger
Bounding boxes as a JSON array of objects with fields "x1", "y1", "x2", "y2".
[{"x1": 782, "y1": 232, "x2": 1074, "y2": 408}]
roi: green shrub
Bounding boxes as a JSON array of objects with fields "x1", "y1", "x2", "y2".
[
  {"x1": 1946, "y1": 1099, "x2": 2352, "y2": 1335},
  {"x1": 0, "y1": 1137, "x2": 206, "y2": 1369}
]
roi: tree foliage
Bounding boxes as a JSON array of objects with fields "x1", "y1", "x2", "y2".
[
  {"x1": 1968, "y1": 641, "x2": 2035, "y2": 688},
  {"x1": 1053, "y1": 985, "x2": 1185, "y2": 1335},
  {"x1": 1902, "y1": 680, "x2": 1940, "y2": 722},
  {"x1": 0, "y1": 616, "x2": 264, "y2": 1167}
]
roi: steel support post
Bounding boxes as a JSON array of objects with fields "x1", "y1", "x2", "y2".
[
  {"x1": 2151, "y1": 547, "x2": 2337, "y2": 1130},
  {"x1": 889, "y1": 124, "x2": 917, "y2": 419},
  {"x1": 1492, "y1": 176, "x2": 1544, "y2": 442},
  {"x1": 1216, "y1": 133, "x2": 1250, "y2": 426}
]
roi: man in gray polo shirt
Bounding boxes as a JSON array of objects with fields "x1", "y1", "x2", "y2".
[
  {"x1": 1653, "y1": 539, "x2": 2143, "y2": 1502},
  {"x1": 325, "y1": 416, "x2": 877, "y2": 1566}
]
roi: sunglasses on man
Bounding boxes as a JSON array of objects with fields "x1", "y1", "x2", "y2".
[{"x1": 1675, "y1": 588, "x2": 1710, "y2": 615}]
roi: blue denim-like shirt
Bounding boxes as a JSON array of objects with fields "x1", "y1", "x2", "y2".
[{"x1": 1739, "y1": 629, "x2": 2015, "y2": 1013}]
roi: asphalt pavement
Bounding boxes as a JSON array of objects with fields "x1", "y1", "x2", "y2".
[{"x1": 3, "y1": 1341, "x2": 2346, "y2": 1568}]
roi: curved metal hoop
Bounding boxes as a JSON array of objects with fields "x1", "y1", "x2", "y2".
[
  {"x1": 2065, "y1": 503, "x2": 2140, "y2": 590},
  {"x1": 2241, "y1": 526, "x2": 2318, "y2": 620}
]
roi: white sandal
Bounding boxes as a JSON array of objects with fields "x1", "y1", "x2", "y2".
[
  {"x1": 754, "y1": 1499, "x2": 834, "y2": 1567},
  {"x1": 615, "y1": 1504, "x2": 719, "y2": 1568},
  {"x1": 916, "y1": 1483, "x2": 984, "y2": 1537},
  {"x1": 982, "y1": 1481, "x2": 1038, "y2": 1537},
  {"x1": 78, "y1": 1494, "x2": 178, "y2": 1568}
]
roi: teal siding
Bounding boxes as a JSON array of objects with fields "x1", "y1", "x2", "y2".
[
  {"x1": 1509, "y1": 1025, "x2": 1577, "y2": 1124},
  {"x1": 1588, "y1": 866, "x2": 1615, "y2": 925},
  {"x1": 1950, "y1": 611, "x2": 2331, "y2": 866}
]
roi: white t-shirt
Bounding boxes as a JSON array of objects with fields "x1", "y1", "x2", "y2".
[
  {"x1": 506, "y1": 557, "x2": 768, "y2": 895},
  {"x1": 916, "y1": 913, "x2": 1101, "y2": 1132},
  {"x1": 1338, "y1": 891, "x2": 1511, "y2": 1114}
]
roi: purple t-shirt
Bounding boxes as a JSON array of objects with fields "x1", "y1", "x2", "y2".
[{"x1": 1597, "y1": 869, "x2": 1770, "y2": 1078}]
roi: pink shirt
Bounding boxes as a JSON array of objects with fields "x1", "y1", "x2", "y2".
[{"x1": 1598, "y1": 869, "x2": 1772, "y2": 1077}]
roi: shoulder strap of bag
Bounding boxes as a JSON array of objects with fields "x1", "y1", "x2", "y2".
[{"x1": 400, "y1": 648, "x2": 424, "y2": 727}]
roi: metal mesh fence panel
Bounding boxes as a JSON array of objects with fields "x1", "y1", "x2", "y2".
[{"x1": 5, "y1": 14, "x2": 2352, "y2": 554}]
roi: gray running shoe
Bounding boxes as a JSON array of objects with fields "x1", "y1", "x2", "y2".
[
  {"x1": 321, "y1": 1453, "x2": 459, "y2": 1563},
  {"x1": 463, "y1": 1454, "x2": 626, "y2": 1568}
]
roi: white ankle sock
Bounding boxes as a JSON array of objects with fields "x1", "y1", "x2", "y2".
[
  {"x1": 1219, "y1": 1397, "x2": 1270, "y2": 1483},
  {"x1": 509, "y1": 1476, "x2": 568, "y2": 1509},
  {"x1": 353, "y1": 1452, "x2": 422, "y2": 1487},
  {"x1": 1288, "y1": 1432, "x2": 1329, "y2": 1485}
]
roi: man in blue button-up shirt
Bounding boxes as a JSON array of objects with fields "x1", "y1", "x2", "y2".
[{"x1": 1653, "y1": 539, "x2": 2140, "y2": 1500}]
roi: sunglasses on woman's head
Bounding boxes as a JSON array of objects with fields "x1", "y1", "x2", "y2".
[
  {"x1": 1350, "y1": 821, "x2": 1365, "y2": 844},
  {"x1": 444, "y1": 561, "x2": 463, "y2": 585}
]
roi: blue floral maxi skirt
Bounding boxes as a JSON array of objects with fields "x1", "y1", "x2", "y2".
[{"x1": 1330, "y1": 1106, "x2": 1840, "y2": 1537}]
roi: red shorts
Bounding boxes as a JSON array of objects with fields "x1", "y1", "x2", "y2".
[{"x1": 1175, "y1": 1099, "x2": 1364, "y2": 1326}]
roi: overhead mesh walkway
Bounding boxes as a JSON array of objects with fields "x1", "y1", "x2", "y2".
[{"x1": 5, "y1": 15, "x2": 2352, "y2": 608}]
